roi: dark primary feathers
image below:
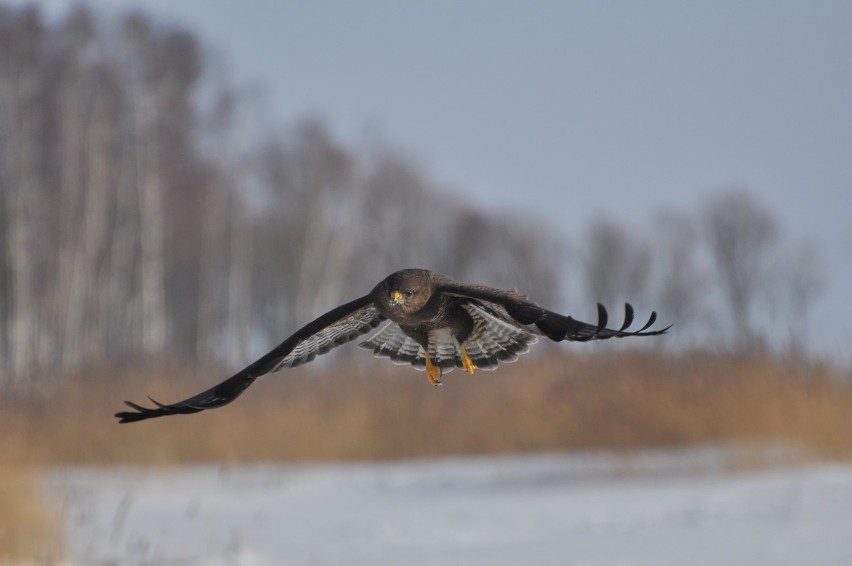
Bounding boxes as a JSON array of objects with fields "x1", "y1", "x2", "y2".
[{"x1": 116, "y1": 269, "x2": 669, "y2": 423}]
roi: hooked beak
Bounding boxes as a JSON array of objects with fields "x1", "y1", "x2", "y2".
[{"x1": 390, "y1": 290, "x2": 402, "y2": 306}]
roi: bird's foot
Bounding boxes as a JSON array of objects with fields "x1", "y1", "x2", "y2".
[
  {"x1": 460, "y1": 344, "x2": 476, "y2": 375},
  {"x1": 425, "y1": 352, "x2": 442, "y2": 386}
]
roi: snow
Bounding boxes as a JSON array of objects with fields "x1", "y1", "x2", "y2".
[{"x1": 47, "y1": 446, "x2": 852, "y2": 566}]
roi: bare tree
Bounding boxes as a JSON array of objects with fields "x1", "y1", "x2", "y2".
[
  {"x1": 289, "y1": 120, "x2": 358, "y2": 326},
  {"x1": 0, "y1": 6, "x2": 46, "y2": 384},
  {"x1": 582, "y1": 217, "x2": 652, "y2": 308},
  {"x1": 249, "y1": 120, "x2": 358, "y2": 335},
  {"x1": 195, "y1": 90, "x2": 235, "y2": 362},
  {"x1": 448, "y1": 210, "x2": 564, "y2": 307},
  {"x1": 703, "y1": 189, "x2": 778, "y2": 351},
  {"x1": 769, "y1": 241, "x2": 825, "y2": 359},
  {"x1": 122, "y1": 14, "x2": 203, "y2": 360},
  {"x1": 360, "y1": 152, "x2": 452, "y2": 274},
  {"x1": 123, "y1": 14, "x2": 168, "y2": 358},
  {"x1": 52, "y1": 6, "x2": 123, "y2": 367},
  {"x1": 652, "y1": 210, "x2": 712, "y2": 346}
]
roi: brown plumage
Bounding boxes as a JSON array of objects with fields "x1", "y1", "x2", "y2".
[{"x1": 116, "y1": 269, "x2": 669, "y2": 423}]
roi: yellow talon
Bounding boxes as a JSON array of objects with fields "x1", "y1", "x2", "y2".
[
  {"x1": 425, "y1": 351, "x2": 442, "y2": 386},
  {"x1": 461, "y1": 344, "x2": 476, "y2": 375}
]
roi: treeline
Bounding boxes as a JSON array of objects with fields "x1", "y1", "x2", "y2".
[
  {"x1": 0, "y1": 5, "x2": 823, "y2": 385},
  {"x1": 0, "y1": 5, "x2": 565, "y2": 385},
  {"x1": 579, "y1": 190, "x2": 824, "y2": 355}
]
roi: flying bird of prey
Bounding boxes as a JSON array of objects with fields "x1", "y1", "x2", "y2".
[{"x1": 116, "y1": 269, "x2": 668, "y2": 423}]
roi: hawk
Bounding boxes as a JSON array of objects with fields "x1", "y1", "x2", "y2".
[{"x1": 116, "y1": 269, "x2": 668, "y2": 423}]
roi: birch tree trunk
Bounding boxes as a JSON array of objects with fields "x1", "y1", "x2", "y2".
[
  {"x1": 226, "y1": 188, "x2": 252, "y2": 363},
  {"x1": 1, "y1": 20, "x2": 42, "y2": 384},
  {"x1": 135, "y1": 93, "x2": 168, "y2": 358},
  {"x1": 106, "y1": 110, "x2": 142, "y2": 362},
  {"x1": 56, "y1": 50, "x2": 88, "y2": 367},
  {"x1": 195, "y1": 92, "x2": 233, "y2": 363},
  {"x1": 123, "y1": 14, "x2": 169, "y2": 360}
]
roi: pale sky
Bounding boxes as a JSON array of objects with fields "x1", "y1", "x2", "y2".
[{"x1": 14, "y1": 0, "x2": 852, "y2": 361}]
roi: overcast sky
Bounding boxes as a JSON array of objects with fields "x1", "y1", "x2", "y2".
[{"x1": 14, "y1": 0, "x2": 852, "y2": 361}]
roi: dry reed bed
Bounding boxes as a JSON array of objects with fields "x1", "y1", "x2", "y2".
[
  {"x1": 0, "y1": 467, "x2": 64, "y2": 563},
  {"x1": 2, "y1": 352, "x2": 850, "y2": 466}
]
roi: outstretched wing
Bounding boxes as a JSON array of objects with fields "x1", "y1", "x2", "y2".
[
  {"x1": 116, "y1": 295, "x2": 384, "y2": 423},
  {"x1": 435, "y1": 280, "x2": 670, "y2": 343}
]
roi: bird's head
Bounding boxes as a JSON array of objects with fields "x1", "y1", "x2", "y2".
[{"x1": 380, "y1": 269, "x2": 433, "y2": 316}]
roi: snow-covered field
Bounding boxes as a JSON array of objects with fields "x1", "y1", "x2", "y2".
[{"x1": 48, "y1": 446, "x2": 852, "y2": 566}]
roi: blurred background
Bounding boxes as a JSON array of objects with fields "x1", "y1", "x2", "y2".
[{"x1": 0, "y1": 1, "x2": 850, "y2": 564}]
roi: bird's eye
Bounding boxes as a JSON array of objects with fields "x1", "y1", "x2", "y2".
[{"x1": 405, "y1": 290, "x2": 414, "y2": 298}]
